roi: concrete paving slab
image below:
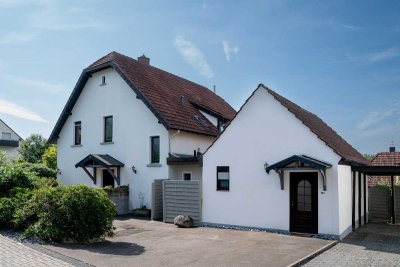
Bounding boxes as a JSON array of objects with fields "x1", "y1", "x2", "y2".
[{"x1": 43, "y1": 218, "x2": 334, "y2": 267}]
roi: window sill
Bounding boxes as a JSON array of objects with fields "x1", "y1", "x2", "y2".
[
  {"x1": 217, "y1": 189, "x2": 230, "y2": 192},
  {"x1": 71, "y1": 144, "x2": 82, "y2": 148},
  {"x1": 100, "y1": 83, "x2": 107, "y2": 86},
  {"x1": 147, "y1": 163, "x2": 162, "y2": 167},
  {"x1": 100, "y1": 141, "x2": 114, "y2": 145}
]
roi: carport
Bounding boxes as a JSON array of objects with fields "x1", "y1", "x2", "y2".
[{"x1": 352, "y1": 165, "x2": 400, "y2": 225}]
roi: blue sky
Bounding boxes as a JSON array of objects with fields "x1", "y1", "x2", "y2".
[{"x1": 0, "y1": 0, "x2": 399, "y2": 154}]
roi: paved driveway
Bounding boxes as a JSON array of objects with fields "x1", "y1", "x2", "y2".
[
  {"x1": 44, "y1": 218, "x2": 333, "y2": 267},
  {"x1": 304, "y1": 223, "x2": 400, "y2": 266}
]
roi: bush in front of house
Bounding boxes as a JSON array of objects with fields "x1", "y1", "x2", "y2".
[
  {"x1": 0, "y1": 165, "x2": 34, "y2": 196},
  {"x1": 17, "y1": 162, "x2": 57, "y2": 179},
  {"x1": 21, "y1": 184, "x2": 116, "y2": 243}
]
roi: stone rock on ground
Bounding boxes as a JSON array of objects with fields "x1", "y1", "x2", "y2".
[{"x1": 174, "y1": 215, "x2": 194, "y2": 228}]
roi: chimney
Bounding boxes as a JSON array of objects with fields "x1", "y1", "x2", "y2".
[
  {"x1": 390, "y1": 141, "x2": 396, "y2": 153},
  {"x1": 138, "y1": 54, "x2": 150, "y2": 65}
]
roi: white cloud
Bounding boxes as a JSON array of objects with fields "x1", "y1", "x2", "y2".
[
  {"x1": 368, "y1": 48, "x2": 400, "y2": 63},
  {"x1": 0, "y1": 100, "x2": 48, "y2": 122},
  {"x1": 174, "y1": 36, "x2": 214, "y2": 79},
  {"x1": 222, "y1": 41, "x2": 239, "y2": 62},
  {"x1": 0, "y1": 32, "x2": 38, "y2": 45},
  {"x1": 2, "y1": 74, "x2": 66, "y2": 95}
]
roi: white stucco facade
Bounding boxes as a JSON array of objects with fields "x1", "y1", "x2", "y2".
[
  {"x1": 56, "y1": 68, "x2": 214, "y2": 209},
  {"x1": 0, "y1": 119, "x2": 22, "y2": 159},
  {"x1": 202, "y1": 86, "x2": 361, "y2": 239}
]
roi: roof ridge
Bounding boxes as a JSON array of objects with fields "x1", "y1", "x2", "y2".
[
  {"x1": 106, "y1": 51, "x2": 233, "y2": 110},
  {"x1": 259, "y1": 84, "x2": 367, "y2": 165}
]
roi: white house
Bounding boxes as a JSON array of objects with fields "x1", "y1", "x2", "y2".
[
  {"x1": 48, "y1": 52, "x2": 235, "y2": 210},
  {"x1": 0, "y1": 119, "x2": 22, "y2": 158},
  {"x1": 202, "y1": 84, "x2": 369, "y2": 239}
]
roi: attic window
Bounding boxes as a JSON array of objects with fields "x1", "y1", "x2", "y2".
[
  {"x1": 194, "y1": 115, "x2": 208, "y2": 128},
  {"x1": 100, "y1": 75, "x2": 106, "y2": 86}
]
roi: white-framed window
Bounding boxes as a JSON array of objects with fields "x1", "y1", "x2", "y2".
[
  {"x1": 217, "y1": 166, "x2": 229, "y2": 191},
  {"x1": 1, "y1": 132, "x2": 11, "y2": 140},
  {"x1": 182, "y1": 172, "x2": 192, "y2": 181}
]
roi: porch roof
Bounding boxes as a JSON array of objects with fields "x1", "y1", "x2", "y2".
[
  {"x1": 264, "y1": 155, "x2": 332, "y2": 191},
  {"x1": 166, "y1": 153, "x2": 202, "y2": 165},
  {"x1": 75, "y1": 154, "x2": 124, "y2": 168},
  {"x1": 265, "y1": 155, "x2": 332, "y2": 174}
]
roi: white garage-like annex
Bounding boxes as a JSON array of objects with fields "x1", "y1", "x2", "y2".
[{"x1": 202, "y1": 84, "x2": 369, "y2": 240}]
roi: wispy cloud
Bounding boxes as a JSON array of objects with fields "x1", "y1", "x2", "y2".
[
  {"x1": 0, "y1": 32, "x2": 38, "y2": 45},
  {"x1": 367, "y1": 48, "x2": 400, "y2": 63},
  {"x1": 358, "y1": 109, "x2": 395, "y2": 131},
  {"x1": 2, "y1": 74, "x2": 66, "y2": 95},
  {"x1": 0, "y1": 99, "x2": 48, "y2": 122},
  {"x1": 174, "y1": 36, "x2": 214, "y2": 78},
  {"x1": 222, "y1": 41, "x2": 239, "y2": 62}
]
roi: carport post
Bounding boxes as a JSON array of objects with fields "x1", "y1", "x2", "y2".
[{"x1": 391, "y1": 175, "x2": 396, "y2": 224}]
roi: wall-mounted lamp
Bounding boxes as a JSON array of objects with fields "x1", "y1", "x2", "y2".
[
  {"x1": 131, "y1": 165, "x2": 137, "y2": 174},
  {"x1": 264, "y1": 162, "x2": 269, "y2": 172},
  {"x1": 56, "y1": 168, "x2": 62, "y2": 175}
]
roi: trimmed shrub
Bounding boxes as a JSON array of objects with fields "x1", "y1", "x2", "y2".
[
  {"x1": 23, "y1": 185, "x2": 116, "y2": 242},
  {"x1": 0, "y1": 166, "x2": 34, "y2": 196},
  {"x1": 0, "y1": 198, "x2": 15, "y2": 228},
  {"x1": 42, "y1": 146, "x2": 57, "y2": 170},
  {"x1": 17, "y1": 162, "x2": 57, "y2": 178}
]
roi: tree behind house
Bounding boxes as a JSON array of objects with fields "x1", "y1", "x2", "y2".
[{"x1": 18, "y1": 134, "x2": 48, "y2": 163}]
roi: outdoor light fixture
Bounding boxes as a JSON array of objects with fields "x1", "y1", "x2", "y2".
[
  {"x1": 264, "y1": 162, "x2": 268, "y2": 171},
  {"x1": 56, "y1": 168, "x2": 61, "y2": 175},
  {"x1": 131, "y1": 165, "x2": 137, "y2": 173}
]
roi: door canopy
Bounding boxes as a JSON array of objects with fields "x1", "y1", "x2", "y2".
[
  {"x1": 264, "y1": 155, "x2": 332, "y2": 191},
  {"x1": 75, "y1": 154, "x2": 124, "y2": 185}
]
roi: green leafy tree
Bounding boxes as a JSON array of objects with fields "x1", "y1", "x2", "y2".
[
  {"x1": 42, "y1": 145, "x2": 57, "y2": 170},
  {"x1": 363, "y1": 153, "x2": 375, "y2": 161},
  {"x1": 0, "y1": 151, "x2": 9, "y2": 166},
  {"x1": 18, "y1": 134, "x2": 48, "y2": 163}
]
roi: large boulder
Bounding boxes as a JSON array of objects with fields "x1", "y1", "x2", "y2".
[{"x1": 174, "y1": 215, "x2": 194, "y2": 228}]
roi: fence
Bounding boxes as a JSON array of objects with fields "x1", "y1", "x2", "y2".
[
  {"x1": 368, "y1": 186, "x2": 399, "y2": 223},
  {"x1": 163, "y1": 180, "x2": 202, "y2": 225},
  {"x1": 151, "y1": 179, "x2": 165, "y2": 220}
]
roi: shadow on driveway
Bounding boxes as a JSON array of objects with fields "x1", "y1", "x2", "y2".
[
  {"x1": 53, "y1": 241, "x2": 145, "y2": 256},
  {"x1": 342, "y1": 223, "x2": 400, "y2": 254}
]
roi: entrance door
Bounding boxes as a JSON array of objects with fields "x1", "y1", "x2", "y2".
[
  {"x1": 290, "y1": 172, "x2": 318, "y2": 234},
  {"x1": 102, "y1": 169, "x2": 115, "y2": 188}
]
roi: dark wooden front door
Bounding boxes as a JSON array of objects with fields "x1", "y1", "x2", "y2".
[
  {"x1": 102, "y1": 169, "x2": 115, "y2": 188},
  {"x1": 290, "y1": 172, "x2": 318, "y2": 234}
]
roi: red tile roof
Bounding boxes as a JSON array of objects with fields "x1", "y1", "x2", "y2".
[
  {"x1": 371, "y1": 152, "x2": 400, "y2": 166},
  {"x1": 265, "y1": 85, "x2": 368, "y2": 165},
  {"x1": 48, "y1": 52, "x2": 236, "y2": 143},
  {"x1": 89, "y1": 52, "x2": 236, "y2": 136}
]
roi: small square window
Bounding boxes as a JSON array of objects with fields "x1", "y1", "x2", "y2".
[
  {"x1": 217, "y1": 166, "x2": 229, "y2": 191},
  {"x1": 104, "y1": 116, "x2": 113, "y2": 142},
  {"x1": 183, "y1": 172, "x2": 192, "y2": 181},
  {"x1": 1, "y1": 132, "x2": 11, "y2": 140}
]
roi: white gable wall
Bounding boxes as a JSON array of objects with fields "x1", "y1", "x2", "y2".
[
  {"x1": 202, "y1": 86, "x2": 344, "y2": 237},
  {"x1": 57, "y1": 68, "x2": 169, "y2": 209},
  {"x1": 0, "y1": 120, "x2": 21, "y2": 158}
]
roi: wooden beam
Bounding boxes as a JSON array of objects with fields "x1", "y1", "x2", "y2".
[
  {"x1": 81, "y1": 166, "x2": 96, "y2": 184},
  {"x1": 392, "y1": 175, "x2": 395, "y2": 224},
  {"x1": 358, "y1": 172, "x2": 362, "y2": 227},
  {"x1": 352, "y1": 171, "x2": 356, "y2": 230},
  {"x1": 364, "y1": 174, "x2": 367, "y2": 224},
  {"x1": 275, "y1": 170, "x2": 284, "y2": 190},
  {"x1": 106, "y1": 167, "x2": 120, "y2": 186},
  {"x1": 319, "y1": 169, "x2": 327, "y2": 191}
]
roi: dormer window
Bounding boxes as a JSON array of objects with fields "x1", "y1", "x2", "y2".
[
  {"x1": 194, "y1": 115, "x2": 208, "y2": 128},
  {"x1": 100, "y1": 75, "x2": 106, "y2": 86}
]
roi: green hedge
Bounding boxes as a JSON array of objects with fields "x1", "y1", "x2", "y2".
[
  {"x1": 17, "y1": 162, "x2": 57, "y2": 178},
  {"x1": 0, "y1": 164, "x2": 116, "y2": 243}
]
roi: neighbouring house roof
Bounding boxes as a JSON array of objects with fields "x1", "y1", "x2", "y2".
[
  {"x1": 0, "y1": 119, "x2": 23, "y2": 141},
  {"x1": 75, "y1": 154, "x2": 125, "y2": 168},
  {"x1": 370, "y1": 152, "x2": 400, "y2": 166},
  {"x1": 205, "y1": 84, "x2": 369, "y2": 166},
  {"x1": 48, "y1": 52, "x2": 236, "y2": 143}
]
